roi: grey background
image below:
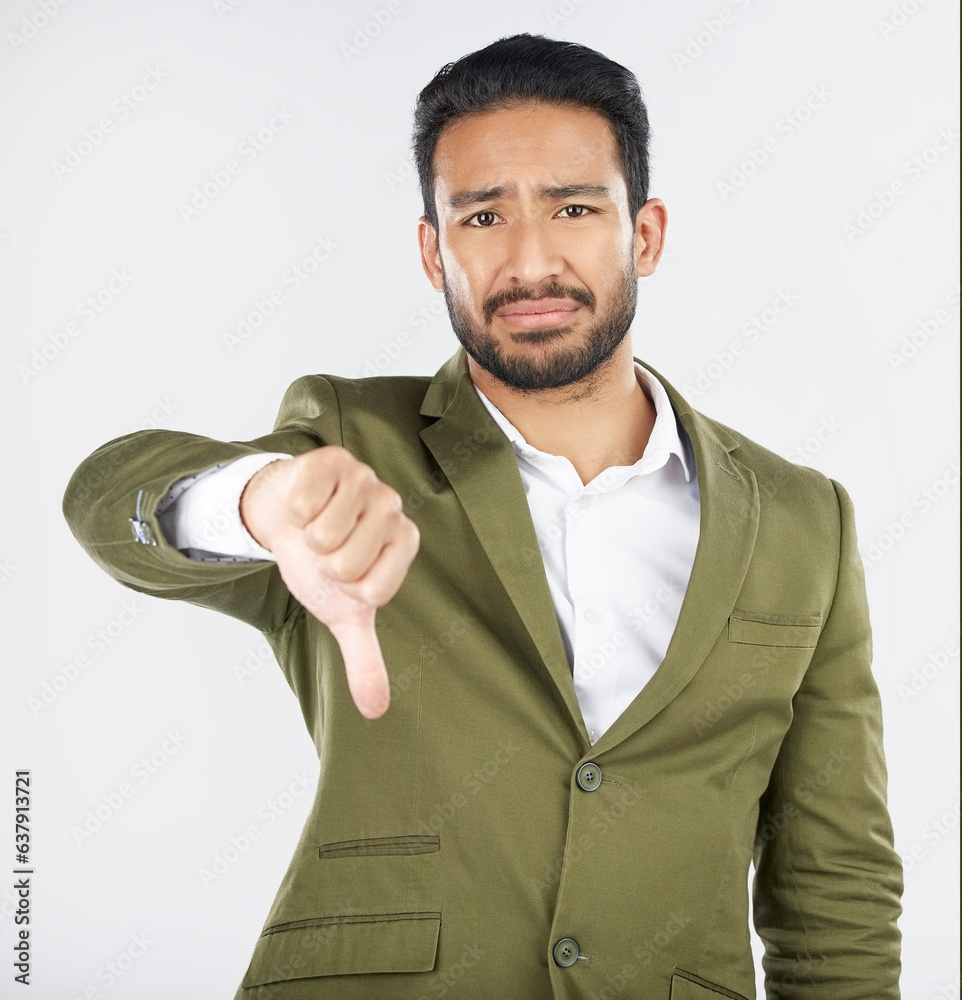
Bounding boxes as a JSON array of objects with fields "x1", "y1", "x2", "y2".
[{"x1": 0, "y1": 0, "x2": 958, "y2": 996}]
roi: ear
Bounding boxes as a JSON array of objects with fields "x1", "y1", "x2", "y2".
[
  {"x1": 634, "y1": 198, "x2": 668, "y2": 278},
  {"x1": 418, "y1": 217, "x2": 444, "y2": 291}
]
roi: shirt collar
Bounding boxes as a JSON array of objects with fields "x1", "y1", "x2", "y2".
[{"x1": 472, "y1": 362, "x2": 693, "y2": 484}]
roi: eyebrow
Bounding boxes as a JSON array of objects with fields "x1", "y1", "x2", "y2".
[{"x1": 446, "y1": 183, "x2": 611, "y2": 210}]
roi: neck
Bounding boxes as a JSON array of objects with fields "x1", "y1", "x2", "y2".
[{"x1": 467, "y1": 337, "x2": 656, "y2": 486}]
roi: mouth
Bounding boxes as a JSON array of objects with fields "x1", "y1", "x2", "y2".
[{"x1": 495, "y1": 298, "x2": 581, "y2": 329}]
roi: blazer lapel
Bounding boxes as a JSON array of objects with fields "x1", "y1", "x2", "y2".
[
  {"x1": 418, "y1": 349, "x2": 760, "y2": 750},
  {"x1": 594, "y1": 363, "x2": 760, "y2": 751},
  {"x1": 418, "y1": 349, "x2": 587, "y2": 736}
]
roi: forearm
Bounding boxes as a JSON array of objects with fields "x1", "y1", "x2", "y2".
[{"x1": 62, "y1": 427, "x2": 316, "y2": 632}]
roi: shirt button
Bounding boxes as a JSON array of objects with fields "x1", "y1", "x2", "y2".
[
  {"x1": 574, "y1": 494, "x2": 593, "y2": 509},
  {"x1": 588, "y1": 730, "x2": 599, "y2": 745},
  {"x1": 553, "y1": 938, "x2": 580, "y2": 967},
  {"x1": 583, "y1": 607, "x2": 601, "y2": 624},
  {"x1": 576, "y1": 761, "x2": 602, "y2": 791}
]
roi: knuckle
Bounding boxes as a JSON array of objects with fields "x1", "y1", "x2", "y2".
[
  {"x1": 326, "y1": 553, "x2": 353, "y2": 582},
  {"x1": 380, "y1": 494, "x2": 404, "y2": 523},
  {"x1": 374, "y1": 483, "x2": 401, "y2": 507},
  {"x1": 355, "y1": 465, "x2": 379, "y2": 493},
  {"x1": 404, "y1": 519, "x2": 421, "y2": 550},
  {"x1": 287, "y1": 490, "x2": 313, "y2": 524},
  {"x1": 304, "y1": 519, "x2": 336, "y2": 553},
  {"x1": 320, "y1": 444, "x2": 350, "y2": 465},
  {"x1": 357, "y1": 579, "x2": 389, "y2": 606},
  {"x1": 316, "y1": 445, "x2": 352, "y2": 480}
]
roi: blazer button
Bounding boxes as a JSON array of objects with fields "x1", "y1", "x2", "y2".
[
  {"x1": 553, "y1": 938, "x2": 580, "y2": 967},
  {"x1": 576, "y1": 762, "x2": 602, "y2": 791}
]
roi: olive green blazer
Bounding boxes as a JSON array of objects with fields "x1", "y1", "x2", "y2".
[{"x1": 62, "y1": 347, "x2": 902, "y2": 999}]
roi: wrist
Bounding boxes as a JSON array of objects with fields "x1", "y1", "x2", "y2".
[{"x1": 239, "y1": 459, "x2": 288, "y2": 551}]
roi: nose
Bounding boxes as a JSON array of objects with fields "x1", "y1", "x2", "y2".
[{"x1": 502, "y1": 216, "x2": 565, "y2": 288}]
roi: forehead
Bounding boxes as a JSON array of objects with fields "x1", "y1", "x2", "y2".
[{"x1": 432, "y1": 102, "x2": 625, "y2": 203}]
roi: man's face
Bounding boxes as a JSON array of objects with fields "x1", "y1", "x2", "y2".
[{"x1": 419, "y1": 101, "x2": 649, "y2": 392}]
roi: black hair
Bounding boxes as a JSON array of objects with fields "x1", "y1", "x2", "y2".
[{"x1": 412, "y1": 33, "x2": 651, "y2": 229}]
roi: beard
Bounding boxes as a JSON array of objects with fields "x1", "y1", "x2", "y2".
[{"x1": 441, "y1": 256, "x2": 638, "y2": 393}]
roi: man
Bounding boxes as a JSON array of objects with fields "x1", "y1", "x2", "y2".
[{"x1": 63, "y1": 33, "x2": 902, "y2": 1000}]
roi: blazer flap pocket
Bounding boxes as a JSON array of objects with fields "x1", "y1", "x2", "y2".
[
  {"x1": 728, "y1": 611, "x2": 822, "y2": 648},
  {"x1": 670, "y1": 969, "x2": 749, "y2": 999},
  {"x1": 241, "y1": 911, "x2": 441, "y2": 987}
]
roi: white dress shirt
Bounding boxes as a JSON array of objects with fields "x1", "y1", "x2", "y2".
[
  {"x1": 473, "y1": 364, "x2": 700, "y2": 740},
  {"x1": 156, "y1": 364, "x2": 700, "y2": 742}
]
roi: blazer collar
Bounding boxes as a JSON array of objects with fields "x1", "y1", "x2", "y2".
[{"x1": 418, "y1": 347, "x2": 759, "y2": 750}]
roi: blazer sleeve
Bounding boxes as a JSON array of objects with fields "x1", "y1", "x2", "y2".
[
  {"x1": 61, "y1": 374, "x2": 340, "y2": 635},
  {"x1": 752, "y1": 479, "x2": 903, "y2": 998}
]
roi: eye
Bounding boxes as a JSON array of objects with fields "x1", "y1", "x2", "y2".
[
  {"x1": 558, "y1": 205, "x2": 593, "y2": 219},
  {"x1": 466, "y1": 211, "x2": 500, "y2": 227}
]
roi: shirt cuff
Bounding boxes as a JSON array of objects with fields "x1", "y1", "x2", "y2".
[{"x1": 156, "y1": 452, "x2": 292, "y2": 561}]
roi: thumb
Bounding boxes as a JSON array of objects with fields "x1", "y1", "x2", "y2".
[{"x1": 328, "y1": 611, "x2": 391, "y2": 720}]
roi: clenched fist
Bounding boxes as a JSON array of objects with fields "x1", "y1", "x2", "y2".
[{"x1": 239, "y1": 446, "x2": 420, "y2": 720}]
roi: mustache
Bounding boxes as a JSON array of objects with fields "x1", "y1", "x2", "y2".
[{"x1": 482, "y1": 281, "x2": 595, "y2": 323}]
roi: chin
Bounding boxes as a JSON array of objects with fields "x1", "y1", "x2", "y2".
[{"x1": 506, "y1": 324, "x2": 573, "y2": 344}]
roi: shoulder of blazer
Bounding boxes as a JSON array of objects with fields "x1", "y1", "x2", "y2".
[
  {"x1": 271, "y1": 352, "x2": 845, "y2": 524},
  {"x1": 270, "y1": 371, "x2": 433, "y2": 442},
  {"x1": 639, "y1": 356, "x2": 844, "y2": 523},
  {"x1": 699, "y1": 408, "x2": 837, "y2": 499}
]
